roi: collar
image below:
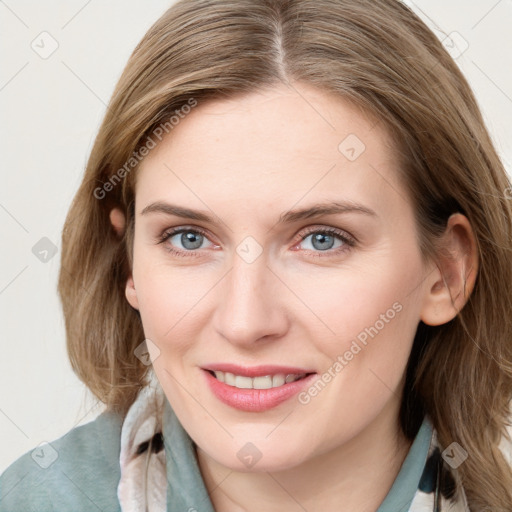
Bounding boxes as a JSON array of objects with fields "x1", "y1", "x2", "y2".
[{"x1": 162, "y1": 396, "x2": 215, "y2": 512}]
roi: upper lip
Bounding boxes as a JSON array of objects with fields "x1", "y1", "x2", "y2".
[{"x1": 202, "y1": 363, "x2": 316, "y2": 378}]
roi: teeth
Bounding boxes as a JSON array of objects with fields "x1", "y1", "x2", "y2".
[
  {"x1": 235, "y1": 375, "x2": 253, "y2": 389},
  {"x1": 253, "y1": 375, "x2": 272, "y2": 389},
  {"x1": 272, "y1": 374, "x2": 285, "y2": 387},
  {"x1": 212, "y1": 371, "x2": 306, "y2": 390},
  {"x1": 224, "y1": 372, "x2": 235, "y2": 386}
]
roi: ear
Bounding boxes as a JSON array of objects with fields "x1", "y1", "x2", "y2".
[
  {"x1": 125, "y1": 275, "x2": 139, "y2": 311},
  {"x1": 111, "y1": 207, "x2": 137, "y2": 308},
  {"x1": 110, "y1": 207, "x2": 126, "y2": 237},
  {"x1": 420, "y1": 213, "x2": 478, "y2": 326}
]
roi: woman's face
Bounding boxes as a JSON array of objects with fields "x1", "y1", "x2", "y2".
[{"x1": 127, "y1": 82, "x2": 435, "y2": 471}]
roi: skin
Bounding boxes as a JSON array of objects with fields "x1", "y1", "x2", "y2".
[{"x1": 112, "y1": 82, "x2": 478, "y2": 512}]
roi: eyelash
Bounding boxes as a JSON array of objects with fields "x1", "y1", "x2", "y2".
[{"x1": 157, "y1": 225, "x2": 356, "y2": 259}]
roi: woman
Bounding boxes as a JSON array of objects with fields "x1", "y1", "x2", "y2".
[{"x1": 1, "y1": 0, "x2": 511, "y2": 511}]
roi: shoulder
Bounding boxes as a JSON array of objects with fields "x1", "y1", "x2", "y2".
[{"x1": 0, "y1": 409, "x2": 124, "y2": 512}]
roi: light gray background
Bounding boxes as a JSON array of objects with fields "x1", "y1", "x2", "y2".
[{"x1": 1, "y1": 0, "x2": 511, "y2": 473}]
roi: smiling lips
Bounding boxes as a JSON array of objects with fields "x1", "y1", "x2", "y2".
[{"x1": 202, "y1": 363, "x2": 317, "y2": 412}]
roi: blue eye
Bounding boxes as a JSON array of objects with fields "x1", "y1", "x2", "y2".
[
  {"x1": 160, "y1": 228, "x2": 214, "y2": 256},
  {"x1": 300, "y1": 230, "x2": 348, "y2": 251},
  {"x1": 170, "y1": 230, "x2": 206, "y2": 250},
  {"x1": 293, "y1": 227, "x2": 355, "y2": 257}
]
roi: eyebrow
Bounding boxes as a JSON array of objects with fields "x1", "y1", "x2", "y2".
[{"x1": 140, "y1": 200, "x2": 377, "y2": 224}]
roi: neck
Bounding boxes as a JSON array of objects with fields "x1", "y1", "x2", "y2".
[{"x1": 196, "y1": 400, "x2": 413, "y2": 512}]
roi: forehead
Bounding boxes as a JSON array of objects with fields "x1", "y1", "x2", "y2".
[{"x1": 135, "y1": 83, "x2": 410, "y2": 224}]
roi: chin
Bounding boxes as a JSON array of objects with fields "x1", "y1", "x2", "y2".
[{"x1": 203, "y1": 440, "x2": 309, "y2": 474}]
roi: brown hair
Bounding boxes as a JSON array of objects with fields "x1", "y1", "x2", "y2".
[{"x1": 58, "y1": 0, "x2": 512, "y2": 508}]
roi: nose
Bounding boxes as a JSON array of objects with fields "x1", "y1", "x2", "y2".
[{"x1": 212, "y1": 253, "x2": 289, "y2": 347}]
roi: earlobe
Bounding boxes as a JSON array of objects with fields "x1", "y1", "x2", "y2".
[
  {"x1": 420, "y1": 213, "x2": 478, "y2": 326},
  {"x1": 125, "y1": 275, "x2": 139, "y2": 310}
]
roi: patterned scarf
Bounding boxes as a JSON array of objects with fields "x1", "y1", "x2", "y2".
[{"x1": 117, "y1": 372, "x2": 472, "y2": 512}]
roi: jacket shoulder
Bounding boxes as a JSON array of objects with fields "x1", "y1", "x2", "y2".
[{"x1": 0, "y1": 410, "x2": 123, "y2": 512}]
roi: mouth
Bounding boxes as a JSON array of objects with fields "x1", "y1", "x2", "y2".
[
  {"x1": 206, "y1": 369, "x2": 314, "y2": 390},
  {"x1": 201, "y1": 364, "x2": 318, "y2": 412}
]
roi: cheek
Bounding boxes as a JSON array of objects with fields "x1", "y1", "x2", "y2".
[
  {"x1": 289, "y1": 255, "x2": 422, "y2": 359},
  {"x1": 132, "y1": 259, "x2": 215, "y2": 350},
  {"x1": 293, "y1": 263, "x2": 422, "y2": 433},
  {"x1": 316, "y1": 265, "x2": 424, "y2": 417}
]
